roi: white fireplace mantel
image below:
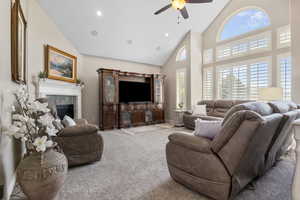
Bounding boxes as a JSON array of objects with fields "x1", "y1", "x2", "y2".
[{"x1": 35, "y1": 79, "x2": 82, "y2": 119}]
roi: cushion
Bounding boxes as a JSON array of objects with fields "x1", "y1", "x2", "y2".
[
  {"x1": 193, "y1": 105, "x2": 207, "y2": 116},
  {"x1": 222, "y1": 102, "x2": 273, "y2": 126},
  {"x1": 269, "y1": 101, "x2": 298, "y2": 113},
  {"x1": 193, "y1": 119, "x2": 222, "y2": 140},
  {"x1": 58, "y1": 124, "x2": 98, "y2": 137},
  {"x1": 212, "y1": 110, "x2": 264, "y2": 152},
  {"x1": 62, "y1": 115, "x2": 77, "y2": 127},
  {"x1": 215, "y1": 100, "x2": 234, "y2": 109},
  {"x1": 198, "y1": 100, "x2": 215, "y2": 108}
]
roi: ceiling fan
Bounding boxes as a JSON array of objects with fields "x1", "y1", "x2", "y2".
[{"x1": 154, "y1": 0, "x2": 213, "y2": 20}]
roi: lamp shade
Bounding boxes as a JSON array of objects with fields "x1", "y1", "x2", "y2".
[{"x1": 259, "y1": 87, "x2": 283, "y2": 101}]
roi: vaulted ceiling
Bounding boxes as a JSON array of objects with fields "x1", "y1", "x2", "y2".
[{"x1": 38, "y1": 0, "x2": 230, "y2": 66}]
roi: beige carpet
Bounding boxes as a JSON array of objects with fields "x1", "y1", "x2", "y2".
[{"x1": 11, "y1": 125, "x2": 294, "y2": 200}]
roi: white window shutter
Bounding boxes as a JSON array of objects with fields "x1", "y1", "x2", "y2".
[
  {"x1": 203, "y1": 67, "x2": 213, "y2": 100},
  {"x1": 278, "y1": 54, "x2": 292, "y2": 100},
  {"x1": 217, "y1": 57, "x2": 271, "y2": 100},
  {"x1": 277, "y1": 25, "x2": 291, "y2": 48}
]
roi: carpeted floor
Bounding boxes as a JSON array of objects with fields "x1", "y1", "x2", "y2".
[{"x1": 11, "y1": 125, "x2": 294, "y2": 200}]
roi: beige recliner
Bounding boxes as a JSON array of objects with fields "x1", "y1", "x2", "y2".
[{"x1": 166, "y1": 101, "x2": 299, "y2": 200}]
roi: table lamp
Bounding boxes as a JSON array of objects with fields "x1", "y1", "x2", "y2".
[{"x1": 259, "y1": 87, "x2": 283, "y2": 101}]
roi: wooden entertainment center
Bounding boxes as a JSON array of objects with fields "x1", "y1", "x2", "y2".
[{"x1": 97, "y1": 68, "x2": 165, "y2": 130}]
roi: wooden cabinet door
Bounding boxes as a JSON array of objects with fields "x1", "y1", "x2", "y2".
[
  {"x1": 131, "y1": 111, "x2": 145, "y2": 126},
  {"x1": 103, "y1": 104, "x2": 118, "y2": 129},
  {"x1": 119, "y1": 111, "x2": 131, "y2": 128},
  {"x1": 153, "y1": 109, "x2": 164, "y2": 123},
  {"x1": 99, "y1": 69, "x2": 119, "y2": 130},
  {"x1": 153, "y1": 75, "x2": 165, "y2": 105},
  {"x1": 103, "y1": 72, "x2": 118, "y2": 104}
]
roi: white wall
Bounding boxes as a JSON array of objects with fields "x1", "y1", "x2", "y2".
[
  {"x1": 0, "y1": 0, "x2": 27, "y2": 198},
  {"x1": 162, "y1": 33, "x2": 191, "y2": 123},
  {"x1": 0, "y1": 0, "x2": 81, "y2": 199},
  {"x1": 80, "y1": 55, "x2": 161, "y2": 125},
  {"x1": 190, "y1": 32, "x2": 203, "y2": 106},
  {"x1": 27, "y1": 0, "x2": 82, "y2": 95},
  {"x1": 291, "y1": 0, "x2": 300, "y2": 103}
]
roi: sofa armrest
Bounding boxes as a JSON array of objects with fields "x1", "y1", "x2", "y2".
[
  {"x1": 168, "y1": 133, "x2": 212, "y2": 154},
  {"x1": 184, "y1": 110, "x2": 193, "y2": 115},
  {"x1": 58, "y1": 124, "x2": 98, "y2": 137},
  {"x1": 75, "y1": 119, "x2": 88, "y2": 125}
]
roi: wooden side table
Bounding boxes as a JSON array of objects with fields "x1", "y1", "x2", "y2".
[
  {"x1": 174, "y1": 109, "x2": 186, "y2": 127},
  {"x1": 292, "y1": 119, "x2": 300, "y2": 200}
]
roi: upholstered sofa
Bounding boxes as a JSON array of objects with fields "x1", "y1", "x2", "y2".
[
  {"x1": 38, "y1": 98, "x2": 104, "y2": 167},
  {"x1": 166, "y1": 101, "x2": 300, "y2": 200},
  {"x1": 183, "y1": 100, "x2": 251, "y2": 130}
]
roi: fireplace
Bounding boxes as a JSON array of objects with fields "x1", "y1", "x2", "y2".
[
  {"x1": 35, "y1": 79, "x2": 82, "y2": 119},
  {"x1": 56, "y1": 104, "x2": 74, "y2": 120},
  {"x1": 47, "y1": 95, "x2": 76, "y2": 119}
]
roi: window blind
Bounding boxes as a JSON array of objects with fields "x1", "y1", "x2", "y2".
[
  {"x1": 277, "y1": 25, "x2": 291, "y2": 48},
  {"x1": 216, "y1": 31, "x2": 271, "y2": 61},
  {"x1": 203, "y1": 68, "x2": 213, "y2": 100},
  {"x1": 279, "y1": 55, "x2": 292, "y2": 100},
  {"x1": 176, "y1": 68, "x2": 187, "y2": 108},
  {"x1": 217, "y1": 58, "x2": 271, "y2": 100},
  {"x1": 249, "y1": 62, "x2": 269, "y2": 99}
]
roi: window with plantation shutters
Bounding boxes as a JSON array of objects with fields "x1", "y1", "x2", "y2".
[
  {"x1": 216, "y1": 31, "x2": 271, "y2": 61},
  {"x1": 249, "y1": 62, "x2": 269, "y2": 99},
  {"x1": 217, "y1": 57, "x2": 271, "y2": 100},
  {"x1": 277, "y1": 25, "x2": 291, "y2": 48},
  {"x1": 176, "y1": 68, "x2": 187, "y2": 109},
  {"x1": 203, "y1": 67, "x2": 213, "y2": 100},
  {"x1": 278, "y1": 54, "x2": 292, "y2": 101}
]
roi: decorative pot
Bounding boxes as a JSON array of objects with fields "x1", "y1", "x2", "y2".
[{"x1": 17, "y1": 149, "x2": 68, "y2": 200}]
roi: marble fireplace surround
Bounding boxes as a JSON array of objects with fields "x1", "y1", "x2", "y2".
[{"x1": 35, "y1": 79, "x2": 82, "y2": 119}]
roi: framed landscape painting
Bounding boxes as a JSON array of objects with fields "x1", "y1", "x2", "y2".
[{"x1": 45, "y1": 45, "x2": 77, "y2": 83}]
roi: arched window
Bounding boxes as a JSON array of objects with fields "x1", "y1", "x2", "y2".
[
  {"x1": 218, "y1": 8, "x2": 271, "y2": 41},
  {"x1": 176, "y1": 46, "x2": 187, "y2": 62}
]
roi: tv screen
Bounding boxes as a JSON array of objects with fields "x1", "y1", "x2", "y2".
[{"x1": 119, "y1": 81, "x2": 151, "y2": 103}]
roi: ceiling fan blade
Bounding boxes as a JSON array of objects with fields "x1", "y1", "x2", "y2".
[
  {"x1": 186, "y1": 0, "x2": 213, "y2": 3},
  {"x1": 154, "y1": 4, "x2": 172, "y2": 15},
  {"x1": 180, "y1": 7, "x2": 189, "y2": 19}
]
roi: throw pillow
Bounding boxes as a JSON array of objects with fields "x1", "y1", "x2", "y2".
[
  {"x1": 62, "y1": 115, "x2": 76, "y2": 127},
  {"x1": 192, "y1": 105, "x2": 207, "y2": 116},
  {"x1": 193, "y1": 119, "x2": 222, "y2": 140}
]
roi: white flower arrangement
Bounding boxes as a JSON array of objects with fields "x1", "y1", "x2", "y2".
[{"x1": 2, "y1": 85, "x2": 57, "y2": 154}]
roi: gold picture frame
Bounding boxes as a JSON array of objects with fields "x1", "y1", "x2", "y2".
[
  {"x1": 45, "y1": 45, "x2": 77, "y2": 83},
  {"x1": 11, "y1": 0, "x2": 27, "y2": 84}
]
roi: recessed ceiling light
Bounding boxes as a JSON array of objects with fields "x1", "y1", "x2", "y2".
[
  {"x1": 165, "y1": 33, "x2": 169, "y2": 37},
  {"x1": 91, "y1": 30, "x2": 99, "y2": 37},
  {"x1": 96, "y1": 10, "x2": 102, "y2": 17}
]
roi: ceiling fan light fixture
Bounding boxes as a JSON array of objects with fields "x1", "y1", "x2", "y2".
[{"x1": 172, "y1": 0, "x2": 186, "y2": 10}]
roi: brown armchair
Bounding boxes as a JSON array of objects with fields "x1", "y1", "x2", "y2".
[
  {"x1": 54, "y1": 119, "x2": 103, "y2": 167},
  {"x1": 37, "y1": 98, "x2": 104, "y2": 167}
]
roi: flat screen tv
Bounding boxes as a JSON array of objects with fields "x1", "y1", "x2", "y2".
[{"x1": 119, "y1": 81, "x2": 151, "y2": 103}]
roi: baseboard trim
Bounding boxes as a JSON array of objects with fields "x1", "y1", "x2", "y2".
[{"x1": 166, "y1": 119, "x2": 176, "y2": 126}]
